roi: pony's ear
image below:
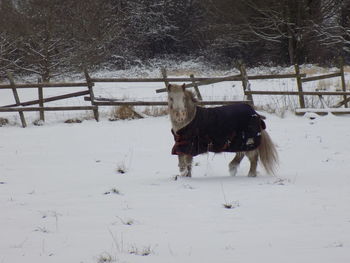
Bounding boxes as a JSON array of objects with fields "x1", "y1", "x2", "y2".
[
  {"x1": 167, "y1": 84, "x2": 172, "y2": 92},
  {"x1": 191, "y1": 95, "x2": 198, "y2": 103},
  {"x1": 182, "y1": 83, "x2": 186, "y2": 91}
]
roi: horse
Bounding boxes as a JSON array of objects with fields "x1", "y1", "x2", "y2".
[{"x1": 166, "y1": 83, "x2": 278, "y2": 178}]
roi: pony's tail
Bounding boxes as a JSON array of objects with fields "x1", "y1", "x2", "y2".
[{"x1": 258, "y1": 130, "x2": 279, "y2": 175}]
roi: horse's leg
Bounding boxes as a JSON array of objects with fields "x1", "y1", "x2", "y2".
[
  {"x1": 178, "y1": 154, "x2": 193, "y2": 177},
  {"x1": 246, "y1": 150, "x2": 259, "y2": 177},
  {"x1": 229, "y1": 152, "x2": 245, "y2": 176},
  {"x1": 185, "y1": 154, "x2": 193, "y2": 177}
]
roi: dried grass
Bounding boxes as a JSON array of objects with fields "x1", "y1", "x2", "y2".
[
  {"x1": 0, "y1": 117, "x2": 9, "y2": 127},
  {"x1": 301, "y1": 67, "x2": 329, "y2": 75},
  {"x1": 316, "y1": 79, "x2": 332, "y2": 91},
  {"x1": 344, "y1": 65, "x2": 350, "y2": 73},
  {"x1": 109, "y1": 105, "x2": 143, "y2": 121},
  {"x1": 64, "y1": 118, "x2": 83, "y2": 124}
]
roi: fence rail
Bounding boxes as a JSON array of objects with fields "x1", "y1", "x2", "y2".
[
  {"x1": 0, "y1": 82, "x2": 90, "y2": 89},
  {"x1": 301, "y1": 72, "x2": 342, "y2": 82},
  {"x1": 0, "y1": 106, "x2": 97, "y2": 112},
  {"x1": 91, "y1": 73, "x2": 305, "y2": 85},
  {"x1": 245, "y1": 91, "x2": 350, "y2": 96},
  {"x1": 90, "y1": 100, "x2": 251, "y2": 107},
  {"x1": 3, "y1": 90, "x2": 90, "y2": 108},
  {"x1": 155, "y1": 73, "x2": 306, "y2": 93}
]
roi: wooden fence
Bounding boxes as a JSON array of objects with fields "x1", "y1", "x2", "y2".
[
  {"x1": 0, "y1": 72, "x2": 97, "y2": 127},
  {"x1": 0, "y1": 62, "x2": 349, "y2": 127},
  {"x1": 243, "y1": 61, "x2": 350, "y2": 115}
]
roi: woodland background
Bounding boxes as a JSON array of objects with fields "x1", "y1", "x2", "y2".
[{"x1": 1, "y1": 0, "x2": 350, "y2": 81}]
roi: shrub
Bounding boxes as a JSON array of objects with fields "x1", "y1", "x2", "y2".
[
  {"x1": 109, "y1": 106, "x2": 143, "y2": 121},
  {"x1": 0, "y1": 117, "x2": 9, "y2": 127}
]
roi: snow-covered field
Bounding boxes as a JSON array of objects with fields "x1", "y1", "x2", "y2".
[{"x1": 1, "y1": 65, "x2": 350, "y2": 262}]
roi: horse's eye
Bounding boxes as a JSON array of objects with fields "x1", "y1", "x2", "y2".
[{"x1": 169, "y1": 98, "x2": 173, "y2": 102}]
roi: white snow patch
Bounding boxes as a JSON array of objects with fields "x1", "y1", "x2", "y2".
[{"x1": 1, "y1": 65, "x2": 350, "y2": 262}]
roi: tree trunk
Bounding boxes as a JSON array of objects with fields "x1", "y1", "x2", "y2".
[{"x1": 288, "y1": 29, "x2": 295, "y2": 65}]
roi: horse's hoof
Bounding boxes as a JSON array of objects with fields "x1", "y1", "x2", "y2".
[
  {"x1": 177, "y1": 173, "x2": 191, "y2": 178},
  {"x1": 248, "y1": 172, "x2": 257, "y2": 177},
  {"x1": 229, "y1": 167, "x2": 238, "y2": 176},
  {"x1": 179, "y1": 169, "x2": 191, "y2": 177}
]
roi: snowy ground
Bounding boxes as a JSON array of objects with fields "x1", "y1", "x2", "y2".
[{"x1": 1, "y1": 66, "x2": 350, "y2": 262}]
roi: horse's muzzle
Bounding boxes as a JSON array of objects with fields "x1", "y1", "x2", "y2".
[{"x1": 173, "y1": 110, "x2": 187, "y2": 123}]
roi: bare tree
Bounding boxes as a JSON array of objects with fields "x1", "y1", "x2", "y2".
[
  {"x1": 0, "y1": 0, "x2": 24, "y2": 76},
  {"x1": 311, "y1": 1, "x2": 350, "y2": 61},
  {"x1": 9, "y1": 0, "x2": 75, "y2": 81},
  {"x1": 0, "y1": 33, "x2": 21, "y2": 77},
  {"x1": 239, "y1": 0, "x2": 344, "y2": 64},
  {"x1": 65, "y1": 0, "x2": 126, "y2": 68},
  {"x1": 1, "y1": 0, "x2": 349, "y2": 72},
  {"x1": 200, "y1": 0, "x2": 345, "y2": 65}
]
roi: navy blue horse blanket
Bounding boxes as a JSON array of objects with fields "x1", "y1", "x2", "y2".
[{"x1": 171, "y1": 103, "x2": 266, "y2": 156}]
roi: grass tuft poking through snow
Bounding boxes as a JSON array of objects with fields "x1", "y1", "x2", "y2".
[
  {"x1": 109, "y1": 105, "x2": 143, "y2": 121},
  {"x1": 96, "y1": 252, "x2": 116, "y2": 263},
  {"x1": 129, "y1": 245, "x2": 153, "y2": 256}
]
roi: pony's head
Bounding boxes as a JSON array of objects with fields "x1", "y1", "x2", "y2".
[{"x1": 167, "y1": 83, "x2": 197, "y2": 129}]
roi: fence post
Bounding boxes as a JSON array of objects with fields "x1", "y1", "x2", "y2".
[
  {"x1": 238, "y1": 62, "x2": 254, "y2": 106},
  {"x1": 294, "y1": 64, "x2": 305, "y2": 108},
  {"x1": 190, "y1": 74, "x2": 203, "y2": 101},
  {"x1": 37, "y1": 78, "x2": 45, "y2": 122},
  {"x1": 339, "y1": 57, "x2": 348, "y2": 108},
  {"x1": 7, "y1": 71, "x2": 27, "y2": 128},
  {"x1": 161, "y1": 67, "x2": 169, "y2": 90},
  {"x1": 84, "y1": 69, "x2": 99, "y2": 121}
]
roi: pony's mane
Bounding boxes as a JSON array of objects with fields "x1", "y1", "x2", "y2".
[{"x1": 184, "y1": 90, "x2": 198, "y2": 104}]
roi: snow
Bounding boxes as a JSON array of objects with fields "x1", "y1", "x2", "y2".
[
  {"x1": 1, "y1": 66, "x2": 350, "y2": 263},
  {"x1": 296, "y1": 108, "x2": 350, "y2": 113}
]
